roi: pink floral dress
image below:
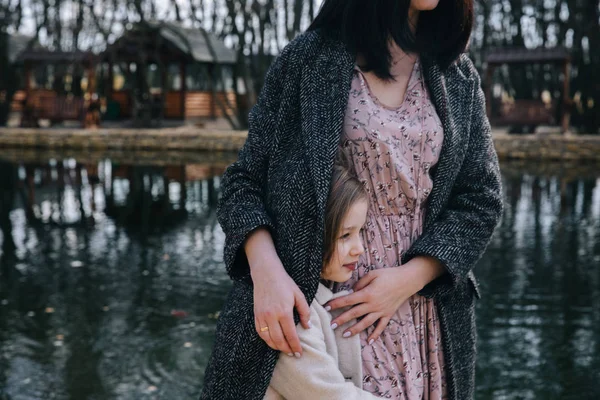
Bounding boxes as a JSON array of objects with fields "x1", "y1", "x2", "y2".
[{"x1": 335, "y1": 59, "x2": 448, "y2": 399}]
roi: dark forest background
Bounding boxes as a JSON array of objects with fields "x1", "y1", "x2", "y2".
[{"x1": 1, "y1": 0, "x2": 598, "y2": 131}]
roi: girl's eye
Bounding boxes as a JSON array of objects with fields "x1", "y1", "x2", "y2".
[{"x1": 340, "y1": 233, "x2": 350, "y2": 240}]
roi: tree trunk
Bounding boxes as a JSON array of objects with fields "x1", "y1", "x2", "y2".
[{"x1": 0, "y1": 30, "x2": 17, "y2": 126}]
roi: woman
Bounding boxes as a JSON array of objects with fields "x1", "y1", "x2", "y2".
[{"x1": 201, "y1": 0, "x2": 503, "y2": 399}]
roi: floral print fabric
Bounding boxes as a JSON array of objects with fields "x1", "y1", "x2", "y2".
[{"x1": 336, "y1": 59, "x2": 448, "y2": 399}]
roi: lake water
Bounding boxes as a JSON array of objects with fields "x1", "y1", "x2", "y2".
[{"x1": 0, "y1": 149, "x2": 598, "y2": 400}]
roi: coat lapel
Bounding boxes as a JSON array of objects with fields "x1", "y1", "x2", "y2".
[
  {"x1": 301, "y1": 37, "x2": 355, "y2": 217},
  {"x1": 421, "y1": 56, "x2": 474, "y2": 228}
]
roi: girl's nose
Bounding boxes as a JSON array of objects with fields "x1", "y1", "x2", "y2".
[{"x1": 352, "y1": 238, "x2": 365, "y2": 256}]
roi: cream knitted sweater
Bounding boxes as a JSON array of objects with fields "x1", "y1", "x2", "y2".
[{"x1": 264, "y1": 284, "x2": 379, "y2": 400}]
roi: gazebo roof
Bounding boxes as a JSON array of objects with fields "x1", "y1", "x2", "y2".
[
  {"x1": 157, "y1": 21, "x2": 237, "y2": 64},
  {"x1": 16, "y1": 50, "x2": 96, "y2": 63},
  {"x1": 8, "y1": 34, "x2": 93, "y2": 64},
  {"x1": 486, "y1": 46, "x2": 570, "y2": 65},
  {"x1": 104, "y1": 21, "x2": 237, "y2": 64}
]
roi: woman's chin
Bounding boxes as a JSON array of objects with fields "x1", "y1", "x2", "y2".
[{"x1": 411, "y1": 0, "x2": 440, "y2": 11}]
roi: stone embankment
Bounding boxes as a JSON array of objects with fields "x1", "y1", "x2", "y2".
[
  {"x1": 493, "y1": 133, "x2": 600, "y2": 161},
  {"x1": 0, "y1": 128, "x2": 246, "y2": 152},
  {"x1": 0, "y1": 128, "x2": 599, "y2": 161}
]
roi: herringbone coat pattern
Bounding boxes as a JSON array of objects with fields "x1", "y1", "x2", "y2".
[{"x1": 201, "y1": 30, "x2": 503, "y2": 400}]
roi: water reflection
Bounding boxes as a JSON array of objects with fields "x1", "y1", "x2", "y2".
[
  {"x1": 475, "y1": 161, "x2": 600, "y2": 400},
  {"x1": 0, "y1": 152, "x2": 599, "y2": 399},
  {"x1": 0, "y1": 149, "x2": 234, "y2": 400}
]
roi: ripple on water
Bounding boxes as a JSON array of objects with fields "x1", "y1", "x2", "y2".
[
  {"x1": 2, "y1": 159, "x2": 600, "y2": 399},
  {"x1": 93, "y1": 315, "x2": 216, "y2": 399}
]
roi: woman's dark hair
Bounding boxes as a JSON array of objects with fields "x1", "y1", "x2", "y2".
[
  {"x1": 322, "y1": 154, "x2": 368, "y2": 269},
  {"x1": 307, "y1": 0, "x2": 473, "y2": 79}
]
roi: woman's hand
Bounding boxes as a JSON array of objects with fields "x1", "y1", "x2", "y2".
[
  {"x1": 247, "y1": 228, "x2": 311, "y2": 357},
  {"x1": 325, "y1": 256, "x2": 444, "y2": 344}
]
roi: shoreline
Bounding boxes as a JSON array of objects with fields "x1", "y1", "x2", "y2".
[{"x1": 1, "y1": 128, "x2": 599, "y2": 161}]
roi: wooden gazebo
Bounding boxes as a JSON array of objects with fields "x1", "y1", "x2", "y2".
[
  {"x1": 101, "y1": 22, "x2": 238, "y2": 121},
  {"x1": 485, "y1": 47, "x2": 571, "y2": 133},
  {"x1": 15, "y1": 49, "x2": 97, "y2": 126}
]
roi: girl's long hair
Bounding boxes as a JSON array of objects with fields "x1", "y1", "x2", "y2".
[{"x1": 322, "y1": 153, "x2": 368, "y2": 267}]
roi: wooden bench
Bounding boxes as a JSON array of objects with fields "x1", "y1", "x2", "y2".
[
  {"x1": 490, "y1": 99, "x2": 556, "y2": 129},
  {"x1": 20, "y1": 90, "x2": 99, "y2": 127}
]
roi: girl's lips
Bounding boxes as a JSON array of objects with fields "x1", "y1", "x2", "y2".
[{"x1": 343, "y1": 263, "x2": 357, "y2": 271}]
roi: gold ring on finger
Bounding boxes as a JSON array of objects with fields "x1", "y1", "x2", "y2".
[{"x1": 260, "y1": 326, "x2": 269, "y2": 332}]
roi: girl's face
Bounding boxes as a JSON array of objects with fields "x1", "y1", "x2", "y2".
[
  {"x1": 321, "y1": 199, "x2": 368, "y2": 283},
  {"x1": 410, "y1": 0, "x2": 440, "y2": 11}
]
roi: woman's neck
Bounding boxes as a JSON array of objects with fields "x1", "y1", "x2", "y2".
[
  {"x1": 388, "y1": 8, "x2": 419, "y2": 71},
  {"x1": 388, "y1": 43, "x2": 417, "y2": 77},
  {"x1": 408, "y1": 8, "x2": 420, "y2": 34}
]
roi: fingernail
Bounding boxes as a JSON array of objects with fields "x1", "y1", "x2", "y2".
[
  {"x1": 307, "y1": 321, "x2": 313, "y2": 328},
  {"x1": 324, "y1": 306, "x2": 331, "y2": 311},
  {"x1": 348, "y1": 289, "x2": 354, "y2": 294},
  {"x1": 294, "y1": 352, "x2": 301, "y2": 358},
  {"x1": 368, "y1": 339, "x2": 374, "y2": 345},
  {"x1": 287, "y1": 353, "x2": 294, "y2": 357},
  {"x1": 343, "y1": 331, "x2": 352, "y2": 338},
  {"x1": 330, "y1": 322, "x2": 338, "y2": 330}
]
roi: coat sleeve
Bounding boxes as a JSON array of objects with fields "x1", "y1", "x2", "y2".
[
  {"x1": 216, "y1": 44, "x2": 296, "y2": 281},
  {"x1": 267, "y1": 308, "x2": 379, "y2": 400},
  {"x1": 403, "y1": 69, "x2": 504, "y2": 297}
]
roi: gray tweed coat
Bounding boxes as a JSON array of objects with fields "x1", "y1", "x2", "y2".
[{"x1": 201, "y1": 29, "x2": 503, "y2": 400}]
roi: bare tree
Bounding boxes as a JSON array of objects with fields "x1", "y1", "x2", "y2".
[
  {"x1": 0, "y1": 0, "x2": 22, "y2": 125},
  {"x1": 4, "y1": 0, "x2": 597, "y2": 132}
]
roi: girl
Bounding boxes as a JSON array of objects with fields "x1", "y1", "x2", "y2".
[
  {"x1": 264, "y1": 163, "x2": 377, "y2": 400},
  {"x1": 202, "y1": 0, "x2": 503, "y2": 398}
]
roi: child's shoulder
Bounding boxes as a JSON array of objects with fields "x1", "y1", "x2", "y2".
[
  {"x1": 305, "y1": 284, "x2": 353, "y2": 335},
  {"x1": 307, "y1": 300, "x2": 330, "y2": 330}
]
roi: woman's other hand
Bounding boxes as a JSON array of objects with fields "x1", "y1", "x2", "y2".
[
  {"x1": 246, "y1": 228, "x2": 312, "y2": 357},
  {"x1": 325, "y1": 256, "x2": 444, "y2": 344}
]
